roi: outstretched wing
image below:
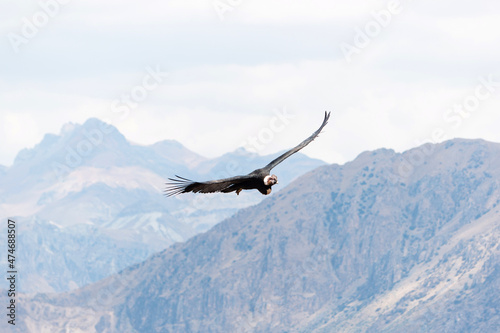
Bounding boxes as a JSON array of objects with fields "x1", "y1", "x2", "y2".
[
  {"x1": 261, "y1": 111, "x2": 331, "y2": 172},
  {"x1": 164, "y1": 175, "x2": 251, "y2": 196}
]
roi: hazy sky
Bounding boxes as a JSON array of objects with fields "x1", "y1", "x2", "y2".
[{"x1": 1, "y1": 0, "x2": 500, "y2": 167}]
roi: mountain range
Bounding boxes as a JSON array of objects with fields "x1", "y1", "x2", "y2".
[
  {"x1": 11, "y1": 138, "x2": 500, "y2": 332},
  {"x1": 0, "y1": 118, "x2": 325, "y2": 293}
]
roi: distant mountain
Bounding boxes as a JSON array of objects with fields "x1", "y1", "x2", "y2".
[
  {"x1": 15, "y1": 139, "x2": 500, "y2": 332},
  {"x1": 0, "y1": 118, "x2": 326, "y2": 293},
  {"x1": 150, "y1": 139, "x2": 206, "y2": 169}
]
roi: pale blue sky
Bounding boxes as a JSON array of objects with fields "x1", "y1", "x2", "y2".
[{"x1": 1, "y1": 0, "x2": 500, "y2": 166}]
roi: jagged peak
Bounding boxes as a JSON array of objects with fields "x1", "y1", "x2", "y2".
[
  {"x1": 58, "y1": 118, "x2": 121, "y2": 140},
  {"x1": 82, "y1": 117, "x2": 114, "y2": 129},
  {"x1": 80, "y1": 118, "x2": 121, "y2": 137},
  {"x1": 152, "y1": 139, "x2": 185, "y2": 149},
  {"x1": 60, "y1": 122, "x2": 77, "y2": 135},
  {"x1": 225, "y1": 146, "x2": 259, "y2": 158}
]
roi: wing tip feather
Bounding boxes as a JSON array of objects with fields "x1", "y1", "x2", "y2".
[{"x1": 164, "y1": 175, "x2": 196, "y2": 196}]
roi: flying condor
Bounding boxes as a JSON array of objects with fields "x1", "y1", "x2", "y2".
[{"x1": 165, "y1": 111, "x2": 331, "y2": 196}]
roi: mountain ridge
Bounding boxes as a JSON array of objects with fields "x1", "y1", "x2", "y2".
[
  {"x1": 0, "y1": 118, "x2": 326, "y2": 294},
  {"x1": 13, "y1": 138, "x2": 500, "y2": 332}
]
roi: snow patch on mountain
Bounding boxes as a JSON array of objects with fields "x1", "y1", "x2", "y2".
[{"x1": 0, "y1": 118, "x2": 326, "y2": 293}]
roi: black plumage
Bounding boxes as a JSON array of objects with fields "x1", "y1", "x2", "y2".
[{"x1": 165, "y1": 111, "x2": 330, "y2": 196}]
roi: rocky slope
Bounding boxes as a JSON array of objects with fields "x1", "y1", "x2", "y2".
[
  {"x1": 12, "y1": 138, "x2": 500, "y2": 332},
  {"x1": 0, "y1": 118, "x2": 325, "y2": 293}
]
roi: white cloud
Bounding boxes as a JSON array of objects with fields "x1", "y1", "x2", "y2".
[
  {"x1": 229, "y1": 0, "x2": 389, "y2": 23},
  {"x1": 0, "y1": 112, "x2": 41, "y2": 165},
  {"x1": 1, "y1": 0, "x2": 500, "y2": 167}
]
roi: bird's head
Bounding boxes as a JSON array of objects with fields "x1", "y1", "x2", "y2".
[{"x1": 264, "y1": 174, "x2": 278, "y2": 186}]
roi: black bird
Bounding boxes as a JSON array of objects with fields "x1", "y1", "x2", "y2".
[{"x1": 165, "y1": 111, "x2": 330, "y2": 196}]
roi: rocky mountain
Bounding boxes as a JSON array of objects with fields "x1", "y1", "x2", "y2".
[
  {"x1": 13, "y1": 139, "x2": 500, "y2": 332},
  {"x1": 0, "y1": 118, "x2": 325, "y2": 293}
]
